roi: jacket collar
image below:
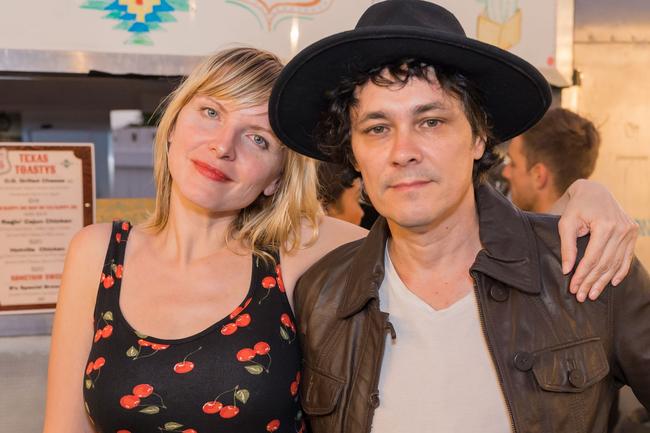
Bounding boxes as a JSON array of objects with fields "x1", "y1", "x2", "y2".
[{"x1": 337, "y1": 183, "x2": 542, "y2": 319}]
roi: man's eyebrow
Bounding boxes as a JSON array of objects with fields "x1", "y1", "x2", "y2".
[
  {"x1": 355, "y1": 111, "x2": 388, "y2": 124},
  {"x1": 413, "y1": 102, "x2": 447, "y2": 115}
]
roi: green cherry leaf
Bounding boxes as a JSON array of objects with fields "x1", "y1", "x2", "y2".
[
  {"x1": 139, "y1": 405, "x2": 160, "y2": 415},
  {"x1": 111, "y1": 263, "x2": 117, "y2": 272},
  {"x1": 280, "y1": 326, "x2": 290, "y2": 341},
  {"x1": 234, "y1": 389, "x2": 250, "y2": 404},
  {"x1": 164, "y1": 422, "x2": 184, "y2": 430},
  {"x1": 102, "y1": 311, "x2": 114, "y2": 321},
  {"x1": 85, "y1": 379, "x2": 93, "y2": 389},
  {"x1": 126, "y1": 346, "x2": 138, "y2": 357},
  {"x1": 134, "y1": 331, "x2": 148, "y2": 339},
  {"x1": 244, "y1": 365, "x2": 264, "y2": 375}
]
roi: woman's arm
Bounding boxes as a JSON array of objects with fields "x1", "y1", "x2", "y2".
[
  {"x1": 557, "y1": 179, "x2": 639, "y2": 302},
  {"x1": 42, "y1": 224, "x2": 112, "y2": 433}
]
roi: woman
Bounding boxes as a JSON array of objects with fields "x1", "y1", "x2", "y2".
[
  {"x1": 43, "y1": 47, "x2": 636, "y2": 433},
  {"x1": 43, "y1": 47, "x2": 366, "y2": 433}
]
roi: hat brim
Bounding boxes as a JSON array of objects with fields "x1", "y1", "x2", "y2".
[{"x1": 270, "y1": 26, "x2": 551, "y2": 161}]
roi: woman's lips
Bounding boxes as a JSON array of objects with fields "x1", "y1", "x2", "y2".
[{"x1": 191, "y1": 160, "x2": 232, "y2": 182}]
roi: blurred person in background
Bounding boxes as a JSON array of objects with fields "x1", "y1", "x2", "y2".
[
  {"x1": 317, "y1": 162, "x2": 364, "y2": 225},
  {"x1": 502, "y1": 107, "x2": 600, "y2": 214}
]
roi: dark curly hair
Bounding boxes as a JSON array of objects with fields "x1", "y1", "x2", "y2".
[{"x1": 314, "y1": 58, "x2": 501, "y2": 183}]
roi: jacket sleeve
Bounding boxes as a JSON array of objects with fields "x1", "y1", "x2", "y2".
[{"x1": 612, "y1": 257, "x2": 650, "y2": 409}]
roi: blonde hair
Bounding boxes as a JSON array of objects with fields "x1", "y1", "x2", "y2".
[{"x1": 145, "y1": 47, "x2": 321, "y2": 261}]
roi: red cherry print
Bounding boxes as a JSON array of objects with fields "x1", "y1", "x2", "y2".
[
  {"x1": 276, "y1": 264, "x2": 286, "y2": 293},
  {"x1": 132, "y1": 383, "x2": 154, "y2": 398},
  {"x1": 115, "y1": 264, "x2": 123, "y2": 279},
  {"x1": 266, "y1": 419, "x2": 281, "y2": 432},
  {"x1": 280, "y1": 313, "x2": 292, "y2": 328},
  {"x1": 236, "y1": 348, "x2": 256, "y2": 362},
  {"x1": 93, "y1": 329, "x2": 102, "y2": 343},
  {"x1": 261, "y1": 276, "x2": 276, "y2": 289},
  {"x1": 219, "y1": 405, "x2": 239, "y2": 419},
  {"x1": 235, "y1": 313, "x2": 251, "y2": 327},
  {"x1": 101, "y1": 273, "x2": 106, "y2": 282},
  {"x1": 150, "y1": 343, "x2": 170, "y2": 350},
  {"x1": 173, "y1": 361, "x2": 194, "y2": 374},
  {"x1": 85, "y1": 361, "x2": 94, "y2": 375},
  {"x1": 101, "y1": 324, "x2": 113, "y2": 339},
  {"x1": 93, "y1": 357, "x2": 106, "y2": 370},
  {"x1": 119, "y1": 394, "x2": 140, "y2": 409},
  {"x1": 202, "y1": 400, "x2": 223, "y2": 414},
  {"x1": 103, "y1": 275, "x2": 114, "y2": 289},
  {"x1": 182, "y1": 430, "x2": 197, "y2": 433},
  {"x1": 254, "y1": 341, "x2": 270, "y2": 355},
  {"x1": 122, "y1": 221, "x2": 129, "y2": 231},
  {"x1": 116, "y1": 232, "x2": 122, "y2": 243},
  {"x1": 243, "y1": 297, "x2": 252, "y2": 309},
  {"x1": 290, "y1": 381, "x2": 298, "y2": 397},
  {"x1": 137, "y1": 339, "x2": 151, "y2": 347},
  {"x1": 221, "y1": 323, "x2": 238, "y2": 335},
  {"x1": 117, "y1": 430, "x2": 131, "y2": 433},
  {"x1": 229, "y1": 306, "x2": 243, "y2": 320}
]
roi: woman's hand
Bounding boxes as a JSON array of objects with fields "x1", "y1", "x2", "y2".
[{"x1": 557, "y1": 179, "x2": 639, "y2": 302}]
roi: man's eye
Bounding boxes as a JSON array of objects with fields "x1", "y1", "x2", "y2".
[
  {"x1": 424, "y1": 119, "x2": 440, "y2": 127},
  {"x1": 367, "y1": 125, "x2": 386, "y2": 134}
]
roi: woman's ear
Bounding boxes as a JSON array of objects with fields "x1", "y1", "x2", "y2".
[{"x1": 263, "y1": 175, "x2": 282, "y2": 196}]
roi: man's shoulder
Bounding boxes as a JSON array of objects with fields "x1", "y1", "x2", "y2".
[
  {"x1": 299, "y1": 237, "x2": 365, "y2": 288},
  {"x1": 523, "y1": 211, "x2": 589, "y2": 264}
]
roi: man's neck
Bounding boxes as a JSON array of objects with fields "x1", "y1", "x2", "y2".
[
  {"x1": 386, "y1": 187, "x2": 482, "y2": 310},
  {"x1": 531, "y1": 188, "x2": 561, "y2": 214}
]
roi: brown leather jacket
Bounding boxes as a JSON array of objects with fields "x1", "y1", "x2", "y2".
[{"x1": 294, "y1": 184, "x2": 650, "y2": 433}]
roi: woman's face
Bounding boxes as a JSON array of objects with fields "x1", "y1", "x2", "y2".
[{"x1": 167, "y1": 95, "x2": 285, "y2": 214}]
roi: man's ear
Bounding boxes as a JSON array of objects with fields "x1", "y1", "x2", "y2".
[
  {"x1": 263, "y1": 175, "x2": 282, "y2": 196},
  {"x1": 472, "y1": 136, "x2": 486, "y2": 160},
  {"x1": 531, "y1": 163, "x2": 550, "y2": 190}
]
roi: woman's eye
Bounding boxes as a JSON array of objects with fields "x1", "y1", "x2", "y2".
[
  {"x1": 251, "y1": 134, "x2": 269, "y2": 148},
  {"x1": 204, "y1": 107, "x2": 218, "y2": 118}
]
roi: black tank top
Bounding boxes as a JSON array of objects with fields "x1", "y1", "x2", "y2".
[{"x1": 83, "y1": 221, "x2": 305, "y2": 433}]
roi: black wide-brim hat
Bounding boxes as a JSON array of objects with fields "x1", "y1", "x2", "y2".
[{"x1": 269, "y1": 0, "x2": 552, "y2": 161}]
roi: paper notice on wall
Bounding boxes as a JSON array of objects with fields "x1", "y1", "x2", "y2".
[{"x1": 0, "y1": 144, "x2": 94, "y2": 312}]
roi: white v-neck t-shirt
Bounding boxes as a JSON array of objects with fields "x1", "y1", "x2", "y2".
[{"x1": 371, "y1": 246, "x2": 513, "y2": 433}]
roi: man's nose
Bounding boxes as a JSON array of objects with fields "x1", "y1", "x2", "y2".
[{"x1": 390, "y1": 129, "x2": 422, "y2": 166}]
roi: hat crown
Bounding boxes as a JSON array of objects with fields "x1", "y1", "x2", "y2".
[{"x1": 356, "y1": 0, "x2": 466, "y2": 37}]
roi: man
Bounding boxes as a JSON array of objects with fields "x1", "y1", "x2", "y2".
[
  {"x1": 269, "y1": 1, "x2": 649, "y2": 432},
  {"x1": 502, "y1": 108, "x2": 601, "y2": 214}
]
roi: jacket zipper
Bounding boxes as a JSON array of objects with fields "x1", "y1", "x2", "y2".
[
  {"x1": 362, "y1": 309, "x2": 392, "y2": 433},
  {"x1": 471, "y1": 271, "x2": 518, "y2": 433}
]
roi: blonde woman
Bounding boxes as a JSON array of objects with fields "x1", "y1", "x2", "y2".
[
  {"x1": 43, "y1": 48, "x2": 365, "y2": 433},
  {"x1": 43, "y1": 47, "x2": 636, "y2": 433}
]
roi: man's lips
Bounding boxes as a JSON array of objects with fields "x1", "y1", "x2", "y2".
[
  {"x1": 388, "y1": 179, "x2": 431, "y2": 190},
  {"x1": 191, "y1": 160, "x2": 232, "y2": 182}
]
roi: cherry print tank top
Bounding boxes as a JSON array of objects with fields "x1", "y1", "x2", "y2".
[{"x1": 83, "y1": 221, "x2": 305, "y2": 433}]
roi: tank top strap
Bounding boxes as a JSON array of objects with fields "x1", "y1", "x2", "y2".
[
  {"x1": 92, "y1": 220, "x2": 132, "y2": 318},
  {"x1": 251, "y1": 246, "x2": 286, "y2": 294}
]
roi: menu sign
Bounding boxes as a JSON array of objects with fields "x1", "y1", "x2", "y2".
[{"x1": 0, "y1": 144, "x2": 93, "y2": 312}]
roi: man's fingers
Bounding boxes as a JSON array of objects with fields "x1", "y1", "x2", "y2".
[
  {"x1": 569, "y1": 221, "x2": 616, "y2": 295},
  {"x1": 558, "y1": 217, "x2": 579, "y2": 275}
]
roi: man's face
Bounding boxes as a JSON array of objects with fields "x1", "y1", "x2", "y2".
[
  {"x1": 501, "y1": 136, "x2": 536, "y2": 211},
  {"x1": 350, "y1": 73, "x2": 485, "y2": 231}
]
